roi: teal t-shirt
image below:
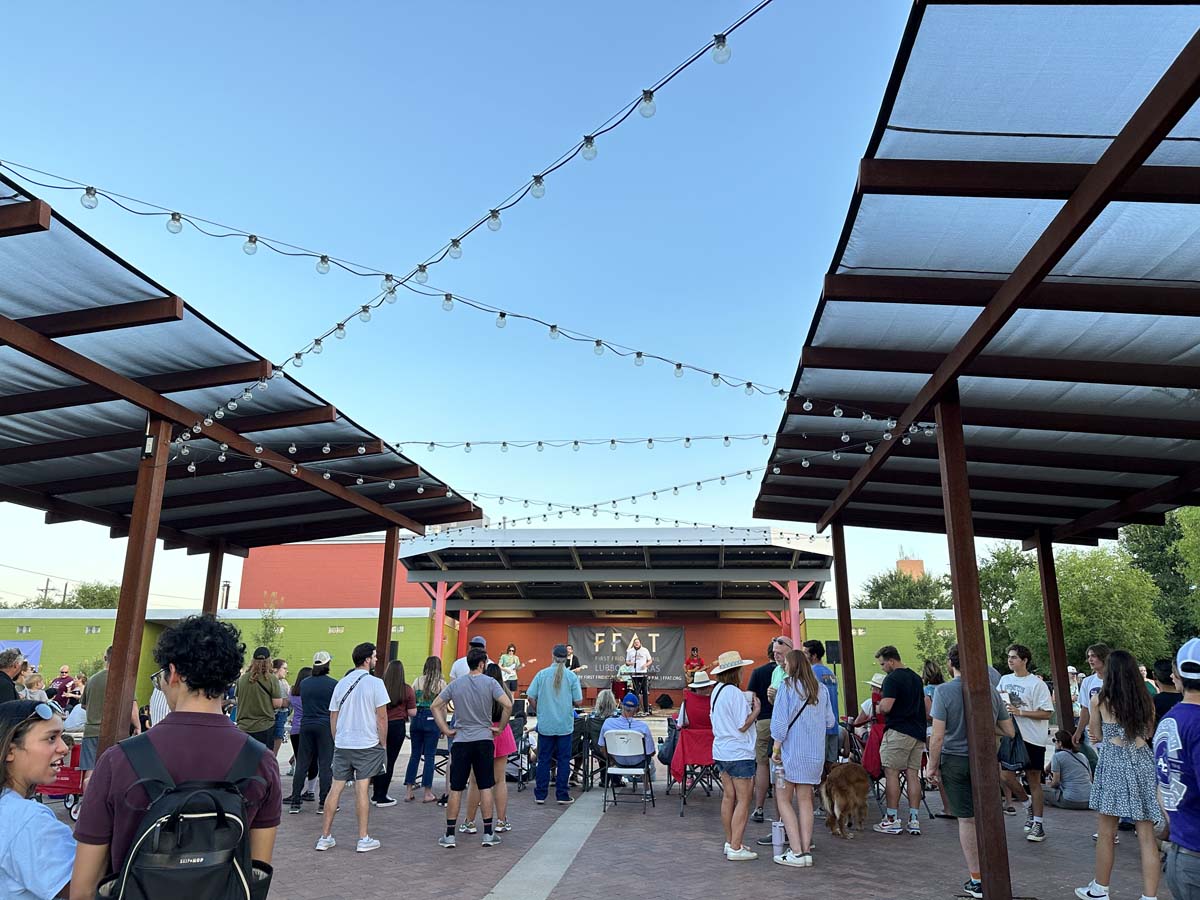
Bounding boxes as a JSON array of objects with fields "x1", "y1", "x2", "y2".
[{"x1": 527, "y1": 665, "x2": 582, "y2": 736}]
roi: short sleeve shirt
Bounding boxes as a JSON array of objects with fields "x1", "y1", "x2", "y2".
[
  {"x1": 747, "y1": 663, "x2": 776, "y2": 720},
  {"x1": 710, "y1": 683, "x2": 757, "y2": 762},
  {"x1": 626, "y1": 647, "x2": 652, "y2": 674},
  {"x1": 0, "y1": 788, "x2": 75, "y2": 900},
  {"x1": 1156, "y1": 702, "x2": 1200, "y2": 852},
  {"x1": 82, "y1": 668, "x2": 109, "y2": 738},
  {"x1": 526, "y1": 665, "x2": 582, "y2": 736},
  {"x1": 813, "y1": 663, "x2": 840, "y2": 734},
  {"x1": 932, "y1": 677, "x2": 1010, "y2": 756},
  {"x1": 598, "y1": 715, "x2": 655, "y2": 762},
  {"x1": 74, "y1": 712, "x2": 281, "y2": 877},
  {"x1": 1079, "y1": 673, "x2": 1104, "y2": 714},
  {"x1": 998, "y1": 672, "x2": 1054, "y2": 746},
  {"x1": 235, "y1": 672, "x2": 281, "y2": 734},
  {"x1": 439, "y1": 674, "x2": 506, "y2": 742},
  {"x1": 882, "y1": 667, "x2": 927, "y2": 742},
  {"x1": 329, "y1": 671, "x2": 390, "y2": 749}
]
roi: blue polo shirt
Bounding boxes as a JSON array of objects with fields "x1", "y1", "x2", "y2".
[
  {"x1": 1156, "y1": 701, "x2": 1200, "y2": 852},
  {"x1": 813, "y1": 663, "x2": 839, "y2": 734},
  {"x1": 526, "y1": 664, "x2": 582, "y2": 736}
]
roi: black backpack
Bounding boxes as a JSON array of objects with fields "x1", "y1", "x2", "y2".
[{"x1": 95, "y1": 733, "x2": 273, "y2": 900}]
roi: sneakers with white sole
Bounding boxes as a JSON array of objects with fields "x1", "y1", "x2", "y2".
[
  {"x1": 481, "y1": 832, "x2": 501, "y2": 847},
  {"x1": 726, "y1": 846, "x2": 759, "y2": 861},
  {"x1": 1075, "y1": 880, "x2": 1109, "y2": 899},
  {"x1": 438, "y1": 834, "x2": 456, "y2": 849},
  {"x1": 773, "y1": 850, "x2": 810, "y2": 868},
  {"x1": 356, "y1": 837, "x2": 381, "y2": 853},
  {"x1": 372, "y1": 797, "x2": 398, "y2": 808},
  {"x1": 314, "y1": 835, "x2": 336, "y2": 852}
]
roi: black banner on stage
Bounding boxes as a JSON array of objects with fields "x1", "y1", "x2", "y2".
[{"x1": 567, "y1": 626, "x2": 685, "y2": 690}]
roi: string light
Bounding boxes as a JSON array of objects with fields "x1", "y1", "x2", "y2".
[
  {"x1": 486, "y1": 210, "x2": 502, "y2": 232},
  {"x1": 167, "y1": 212, "x2": 183, "y2": 233},
  {"x1": 593, "y1": 340, "x2": 604, "y2": 356},
  {"x1": 317, "y1": 255, "x2": 331, "y2": 275},
  {"x1": 442, "y1": 294, "x2": 454, "y2": 311},
  {"x1": 80, "y1": 186, "x2": 98, "y2": 209},
  {"x1": 242, "y1": 235, "x2": 258, "y2": 255},
  {"x1": 496, "y1": 312, "x2": 507, "y2": 329},
  {"x1": 530, "y1": 176, "x2": 546, "y2": 199},
  {"x1": 415, "y1": 264, "x2": 429, "y2": 284},
  {"x1": 639, "y1": 89, "x2": 657, "y2": 118},
  {"x1": 448, "y1": 239, "x2": 463, "y2": 259},
  {"x1": 712, "y1": 33, "x2": 731, "y2": 63},
  {"x1": 581, "y1": 136, "x2": 598, "y2": 161}
]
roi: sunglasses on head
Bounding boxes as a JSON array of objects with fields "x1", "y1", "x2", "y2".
[{"x1": 27, "y1": 701, "x2": 64, "y2": 722}]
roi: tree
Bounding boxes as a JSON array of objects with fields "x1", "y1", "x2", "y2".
[
  {"x1": 1008, "y1": 547, "x2": 1167, "y2": 670},
  {"x1": 1122, "y1": 510, "x2": 1200, "y2": 650},
  {"x1": 914, "y1": 610, "x2": 953, "y2": 668},
  {"x1": 977, "y1": 543, "x2": 1036, "y2": 669},
  {"x1": 854, "y1": 569, "x2": 950, "y2": 609},
  {"x1": 252, "y1": 593, "x2": 283, "y2": 657},
  {"x1": 2, "y1": 580, "x2": 120, "y2": 610}
]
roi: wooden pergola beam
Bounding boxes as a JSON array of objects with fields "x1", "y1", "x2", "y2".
[
  {"x1": 0, "y1": 360, "x2": 274, "y2": 417},
  {"x1": 161, "y1": 486, "x2": 447, "y2": 531},
  {"x1": 859, "y1": 158, "x2": 1200, "y2": 203},
  {"x1": 774, "y1": 433, "x2": 1192, "y2": 478},
  {"x1": 802, "y1": 345, "x2": 1200, "y2": 392},
  {"x1": 234, "y1": 502, "x2": 481, "y2": 547},
  {"x1": 6, "y1": 297, "x2": 184, "y2": 342},
  {"x1": 816, "y1": 28, "x2": 1200, "y2": 531},
  {"x1": 1049, "y1": 463, "x2": 1200, "y2": 542},
  {"x1": 785, "y1": 394, "x2": 1200, "y2": 441},
  {"x1": 0, "y1": 312, "x2": 426, "y2": 534},
  {"x1": 822, "y1": 273, "x2": 1200, "y2": 318},
  {"x1": 0, "y1": 199, "x2": 51, "y2": 237}
]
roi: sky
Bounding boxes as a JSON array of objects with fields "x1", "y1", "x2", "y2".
[{"x1": 0, "y1": 0, "x2": 1016, "y2": 608}]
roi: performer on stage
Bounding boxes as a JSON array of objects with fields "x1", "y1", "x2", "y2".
[
  {"x1": 564, "y1": 645, "x2": 583, "y2": 671},
  {"x1": 684, "y1": 646, "x2": 706, "y2": 678},
  {"x1": 626, "y1": 638, "x2": 653, "y2": 716}
]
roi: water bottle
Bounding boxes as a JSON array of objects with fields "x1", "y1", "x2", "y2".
[{"x1": 772, "y1": 819, "x2": 786, "y2": 858}]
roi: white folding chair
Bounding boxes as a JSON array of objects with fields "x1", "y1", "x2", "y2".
[{"x1": 602, "y1": 730, "x2": 656, "y2": 814}]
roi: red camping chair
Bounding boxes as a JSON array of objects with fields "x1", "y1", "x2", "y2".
[{"x1": 669, "y1": 725, "x2": 720, "y2": 817}]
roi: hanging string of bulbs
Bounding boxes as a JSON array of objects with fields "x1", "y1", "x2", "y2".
[{"x1": 0, "y1": 0, "x2": 786, "y2": 421}]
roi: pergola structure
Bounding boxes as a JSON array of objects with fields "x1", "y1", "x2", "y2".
[
  {"x1": 754, "y1": 5, "x2": 1200, "y2": 898},
  {"x1": 399, "y1": 527, "x2": 832, "y2": 656},
  {"x1": 0, "y1": 174, "x2": 481, "y2": 753}
]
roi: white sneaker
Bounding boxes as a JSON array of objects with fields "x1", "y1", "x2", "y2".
[
  {"x1": 773, "y1": 850, "x2": 809, "y2": 868},
  {"x1": 726, "y1": 846, "x2": 759, "y2": 861},
  {"x1": 1075, "y1": 881, "x2": 1109, "y2": 899},
  {"x1": 356, "y1": 836, "x2": 381, "y2": 853},
  {"x1": 314, "y1": 835, "x2": 336, "y2": 852},
  {"x1": 723, "y1": 841, "x2": 732, "y2": 856}
]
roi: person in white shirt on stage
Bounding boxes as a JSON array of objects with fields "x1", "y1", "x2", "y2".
[{"x1": 626, "y1": 639, "x2": 653, "y2": 716}]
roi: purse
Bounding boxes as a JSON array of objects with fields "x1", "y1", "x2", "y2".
[{"x1": 999, "y1": 733, "x2": 1030, "y2": 772}]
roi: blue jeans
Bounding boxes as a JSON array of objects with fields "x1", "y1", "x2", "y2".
[
  {"x1": 535, "y1": 732, "x2": 573, "y2": 801},
  {"x1": 404, "y1": 708, "x2": 439, "y2": 789}
]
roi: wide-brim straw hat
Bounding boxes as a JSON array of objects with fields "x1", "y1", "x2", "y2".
[
  {"x1": 710, "y1": 650, "x2": 753, "y2": 675},
  {"x1": 689, "y1": 671, "x2": 717, "y2": 690},
  {"x1": 864, "y1": 673, "x2": 885, "y2": 689}
]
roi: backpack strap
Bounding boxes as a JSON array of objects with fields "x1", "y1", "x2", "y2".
[
  {"x1": 226, "y1": 735, "x2": 268, "y2": 786},
  {"x1": 118, "y1": 733, "x2": 176, "y2": 807}
]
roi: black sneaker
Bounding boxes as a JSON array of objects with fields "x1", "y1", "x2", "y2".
[
  {"x1": 751, "y1": 806, "x2": 765, "y2": 823},
  {"x1": 1027, "y1": 822, "x2": 1046, "y2": 842},
  {"x1": 300, "y1": 791, "x2": 316, "y2": 801},
  {"x1": 289, "y1": 805, "x2": 301, "y2": 815},
  {"x1": 755, "y1": 835, "x2": 774, "y2": 846},
  {"x1": 963, "y1": 879, "x2": 983, "y2": 899}
]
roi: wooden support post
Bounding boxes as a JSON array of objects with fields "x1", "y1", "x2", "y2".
[
  {"x1": 457, "y1": 612, "x2": 471, "y2": 659},
  {"x1": 100, "y1": 418, "x2": 171, "y2": 755},
  {"x1": 936, "y1": 382, "x2": 1012, "y2": 900},
  {"x1": 375, "y1": 526, "x2": 401, "y2": 673},
  {"x1": 1035, "y1": 528, "x2": 1074, "y2": 733},
  {"x1": 832, "y1": 523, "x2": 858, "y2": 717},
  {"x1": 202, "y1": 542, "x2": 224, "y2": 616}
]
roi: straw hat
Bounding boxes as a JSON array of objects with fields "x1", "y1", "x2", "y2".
[
  {"x1": 710, "y1": 650, "x2": 754, "y2": 675},
  {"x1": 688, "y1": 670, "x2": 717, "y2": 690},
  {"x1": 864, "y1": 673, "x2": 885, "y2": 690}
]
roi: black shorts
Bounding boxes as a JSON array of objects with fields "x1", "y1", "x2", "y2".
[
  {"x1": 1023, "y1": 741, "x2": 1046, "y2": 773},
  {"x1": 449, "y1": 739, "x2": 496, "y2": 792}
]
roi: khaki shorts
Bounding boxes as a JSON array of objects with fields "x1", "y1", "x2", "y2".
[
  {"x1": 755, "y1": 719, "x2": 773, "y2": 763},
  {"x1": 880, "y1": 730, "x2": 924, "y2": 770}
]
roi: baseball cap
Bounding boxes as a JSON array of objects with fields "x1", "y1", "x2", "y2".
[
  {"x1": 252, "y1": 646, "x2": 271, "y2": 660},
  {"x1": 552, "y1": 644, "x2": 568, "y2": 659},
  {"x1": 1177, "y1": 637, "x2": 1200, "y2": 677},
  {"x1": 469, "y1": 636, "x2": 487, "y2": 648},
  {"x1": 1067, "y1": 665, "x2": 1078, "y2": 674},
  {"x1": 621, "y1": 693, "x2": 640, "y2": 708},
  {"x1": 313, "y1": 650, "x2": 332, "y2": 666},
  {"x1": 0, "y1": 700, "x2": 60, "y2": 735}
]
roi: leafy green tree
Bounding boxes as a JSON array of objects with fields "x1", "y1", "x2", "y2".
[
  {"x1": 977, "y1": 543, "x2": 1036, "y2": 669},
  {"x1": 3, "y1": 580, "x2": 120, "y2": 610},
  {"x1": 1122, "y1": 510, "x2": 1200, "y2": 650},
  {"x1": 1008, "y1": 547, "x2": 1167, "y2": 670},
  {"x1": 252, "y1": 593, "x2": 283, "y2": 657},
  {"x1": 914, "y1": 610, "x2": 953, "y2": 668},
  {"x1": 854, "y1": 569, "x2": 950, "y2": 609}
]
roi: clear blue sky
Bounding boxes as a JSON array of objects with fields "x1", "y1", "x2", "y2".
[{"x1": 0, "y1": 0, "x2": 1009, "y2": 606}]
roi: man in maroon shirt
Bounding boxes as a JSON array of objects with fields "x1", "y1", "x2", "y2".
[{"x1": 71, "y1": 615, "x2": 281, "y2": 899}]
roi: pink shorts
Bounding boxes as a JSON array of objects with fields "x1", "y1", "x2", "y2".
[{"x1": 493, "y1": 723, "x2": 517, "y2": 758}]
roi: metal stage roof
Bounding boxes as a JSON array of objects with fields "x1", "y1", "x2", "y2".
[
  {"x1": 753, "y1": 3, "x2": 1200, "y2": 546},
  {"x1": 0, "y1": 174, "x2": 480, "y2": 555},
  {"x1": 398, "y1": 527, "x2": 831, "y2": 614}
]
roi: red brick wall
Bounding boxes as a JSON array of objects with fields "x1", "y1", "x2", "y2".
[{"x1": 238, "y1": 543, "x2": 431, "y2": 610}]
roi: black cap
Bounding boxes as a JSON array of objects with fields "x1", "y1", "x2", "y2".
[
  {"x1": 253, "y1": 646, "x2": 271, "y2": 660},
  {"x1": 0, "y1": 700, "x2": 51, "y2": 735}
]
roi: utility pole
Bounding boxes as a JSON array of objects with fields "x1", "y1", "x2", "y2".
[{"x1": 36, "y1": 578, "x2": 52, "y2": 604}]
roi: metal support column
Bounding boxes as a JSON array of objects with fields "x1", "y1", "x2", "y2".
[
  {"x1": 936, "y1": 382, "x2": 1012, "y2": 900},
  {"x1": 202, "y1": 541, "x2": 225, "y2": 616},
  {"x1": 1035, "y1": 528, "x2": 1074, "y2": 733},
  {"x1": 375, "y1": 526, "x2": 400, "y2": 672},
  {"x1": 457, "y1": 610, "x2": 471, "y2": 659},
  {"x1": 100, "y1": 418, "x2": 172, "y2": 755},
  {"x1": 832, "y1": 523, "x2": 858, "y2": 717}
]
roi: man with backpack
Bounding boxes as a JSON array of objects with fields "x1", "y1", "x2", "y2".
[{"x1": 71, "y1": 615, "x2": 281, "y2": 900}]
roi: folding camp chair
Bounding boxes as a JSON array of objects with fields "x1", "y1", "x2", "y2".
[
  {"x1": 602, "y1": 730, "x2": 656, "y2": 814},
  {"x1": 666, "y1": 725, "x2": 720, "y2": 816}
]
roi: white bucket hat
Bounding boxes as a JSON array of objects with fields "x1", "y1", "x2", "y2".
[
  {"x1": 710, "y1": 650, "x2": 754, "y2": 675},
  {"x1": 689, "y1": 670, "x2": 717, "y2": 690},
  {"x1": 864, "y1": 672, "x2": 885, "y2": 690}
]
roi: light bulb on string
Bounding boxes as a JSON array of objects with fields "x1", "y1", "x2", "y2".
[
  {"x1": 464, "y1": 443, "x2": 472, "y2": 453},
  {"x1": 841, "y1": 432, "x2": 850, "y2": 443},
  {"x1": 924, "y1": 427, "x2": 934, "y2": 437},
  {"x1": 647, "y1": 438, "x2": 654, "y2": 449},
  {"x1": 720, "y1": 476, "x2": 726, "y2": 486},
  {"x1": 217, "y1": 452, "x2": 226, "y2": 462},
  {"x1": 745, "y1": 470, "x2": 753, "y2": 480},
  {"x1": 674, "y1": 363, "x2": 684, "y2": 378},
  {"x1": 909, "y1": 424, "x2": 919, "y2": 434},
  {"x1": 448, "y1": 239, "x2": 463, "y2": 259},
  {"x1": 672, "y1": 487, "x2": 679, "y2": 496},
  {"x1": 180, "y1": 445, "x2": 190, "y2": 456},
  {"x1": 290, "y1": 465, "x2": 298, "y2": 475},
  {"x1": 388, "y1": 481, "x2": 396, "y2": 489},
  {"x1": 254, "y1": 444, "x2": 263, "y2": 455},
  {"x1": 191, "y1": 423, "x2": 201, "y2": 434},
  {"x1": 243, "y1": 235, "x2": 258, "y2": 255},
  {"x1": 593, "y1": 340, "x2": 604, "y2": 356},
  {"x1": 312, "y1": 339, "x2": 323, "y2": 354},
  {"x1": 864, "y1": 443, "x2": 874, "y2": 454},
  {"x1": 355, "y1": 476, "x2": 364, "y2": 485},
  {"x1": 723, "y1": 436, "x2": 731, "y2": 447},
  {"x1": 711, "y1": 373, "x2": 721, "y2": 387},
  {"x1": 639, "y1": 89, "x2": 656, "y2": 118},
  {"x1": 323, "y1": 472, "x2": 331, "y2": 480},
  {"x1": 254, "y1": 460, "x2": 263, "y2": 469},
  {"x1": 761, "y1": 434, "x2": 769, "y2": 445},
  {"x1": 883, "y1": 432, "x2": 893, "y2": 441},
  {"x1": 537, "y1": 441, "x2": 545, "y2": 452},
  {"x1": 902, "y1": 435, "x2": 912, "y2": 445},
  {"x1": 609, "y1": 439, "x2": 617, "y2": 451},
  {"x1": 801, "y1": 458, "x2": 811, "y2": 468},
  {"x1": 335, "y1": 324, "x2": 347, "y2": 339},
  {"x1": 257, "y1": 378, "x2": 268, "y2": 392},
  {"x1": 744, "y1": 382, "x2": 754, "y2": 396},
  {"x1": 381, "y1": 274, "x2": 396, "y2": 293},
  {"x1": 696, "y1": 482, "x2": 702, "y2": 492},
  {"x1": 414, "y1": 264, "x2": 429, "y2": 284},
  {"x1": 81, "y1": 187, "x2": 99, "y2": 209},
  {"x1": 214, "y1": 408, "x2": 225, "y2": 419},
  {"x1": 712, "y1": 33, "x2": 731, "y2": 64},
  {"x1": 886, "y1": 418, "x2": 898, "y2": 431},
  {"x1": 293, "y1": 353, "x2": 303, "y2": 367},
  {"x1": 385, "y1": 286, "x2": 397, "y2": 304},
  {"x1": 187, "y1": 462, "x2": 196, "y2": 473},
  {"x1": 316, "y1": 255, "x2": 331, "y2": 274},
  {"x1": 772, "y1": 465, "x2": 781, "y2": 475},
  {"x1": 441, "y1": 294, "x2": 454, "y2": 312},
  {"x1": 500, "y1": 442, "x2": 508, "y2": 453},
  {"x1": 322, "y1": 443, "x2": 331, "y2": 454},
  {"x1": 427, "y1": 442, "x2": 435, "y2": 452},
  {"x1": 833, "y1": 405, "x2": 843, "y2": 418},
  {"x1": 530, "y1": 176, "x2": 545, "y2": 199},
  {"x1": 203, "y1": 416, "x2": 213, "y2": 427},
  {"x1": 240, "y1": 389, "x2": 253, "y2": 403},
  {"x1": 572, "y1": 441, "x2": 580, "y2": 452},
  {"x1": 496, "y1": 312, "x2": 507, "y2": 329},
  {"x1": 634, "y1": 352, "x2": 644, "y2": 367},
  {"x1": 166, "y1": 212, "x2": 183, "y2": 234},
  {"x1": 684, "y1": 437, "x2": 691, "y2": 448},
  {"x1": 486, "y1": 210, "x2": 502, "y2": 232},
  {"x1": 359, "y1": 306, "x2": 371, "y2": 323},
  {"x1": 802, "y1": 398, "x2": 813, "y2": 412},
  {"x1": 287, "y1": 443, "x2": 297, "y2": 454},
  {"x1": 581, "y1": 136, "x2": 597, "y2": 161},
  {"x1": 227, "y1": 400, "x2": 238, "y2": 411},
  {"x1": 548, "y1": 324, "x2": 559, "y2": 339},
  {"x1": 831, "y1": 451, "x2": 841, "y2": 461},
  {"x1": 631, "y1": 496, "x2": 637, "y2": 505}
]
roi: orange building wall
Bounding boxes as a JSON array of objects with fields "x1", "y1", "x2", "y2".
[
  {"x1": 896, "y1": 558, "x2": 926, "y2": 579},
  {"x1": 238, "y1": 543, "x2": 432, "y2": 610}
]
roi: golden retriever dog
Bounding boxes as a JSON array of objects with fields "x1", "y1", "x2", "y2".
[{"x1": 821, "y1": 762, "x2": 871, "y2": 839}]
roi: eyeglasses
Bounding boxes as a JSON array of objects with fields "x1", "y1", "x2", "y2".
[{"x1": 149, "y1": 668, "x2": 165, "y2": 689}]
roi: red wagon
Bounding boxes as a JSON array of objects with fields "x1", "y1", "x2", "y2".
[{"x1": 36, "y1": 741, "x2": 84, "y2": 821}]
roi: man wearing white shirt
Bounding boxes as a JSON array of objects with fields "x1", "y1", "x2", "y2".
[
  {"x1": 449, "y1": 636, "x2": 493, "y2": 682},
  {"x1": 314, "y1": 642, "x2": 390, "y2": 855},
  {"x1": 998, "y1": 643, "x2": 1054, "y2": 843},
  {"x1": 626, "y1": 638, "x2": 653, "y2": 716}
]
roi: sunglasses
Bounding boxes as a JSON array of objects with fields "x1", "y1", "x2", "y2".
[
  {"x1": 150, "y1": 668, "x2": 166, "y2": 689},
  {"x1": 26, "y1": 701, "x2": 64, "y2": 722}
]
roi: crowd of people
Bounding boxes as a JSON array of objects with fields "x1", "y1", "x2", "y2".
[{"x1": 6, "y1": 625, "x2": 1200, "y2": 899}]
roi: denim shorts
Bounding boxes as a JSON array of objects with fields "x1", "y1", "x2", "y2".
[
  {"x1": 273, "y1": 709, "x2": 289, "y2": 740},
  {"x1": 716, "y1": 758, "x2": 757, "y2": 779}
]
